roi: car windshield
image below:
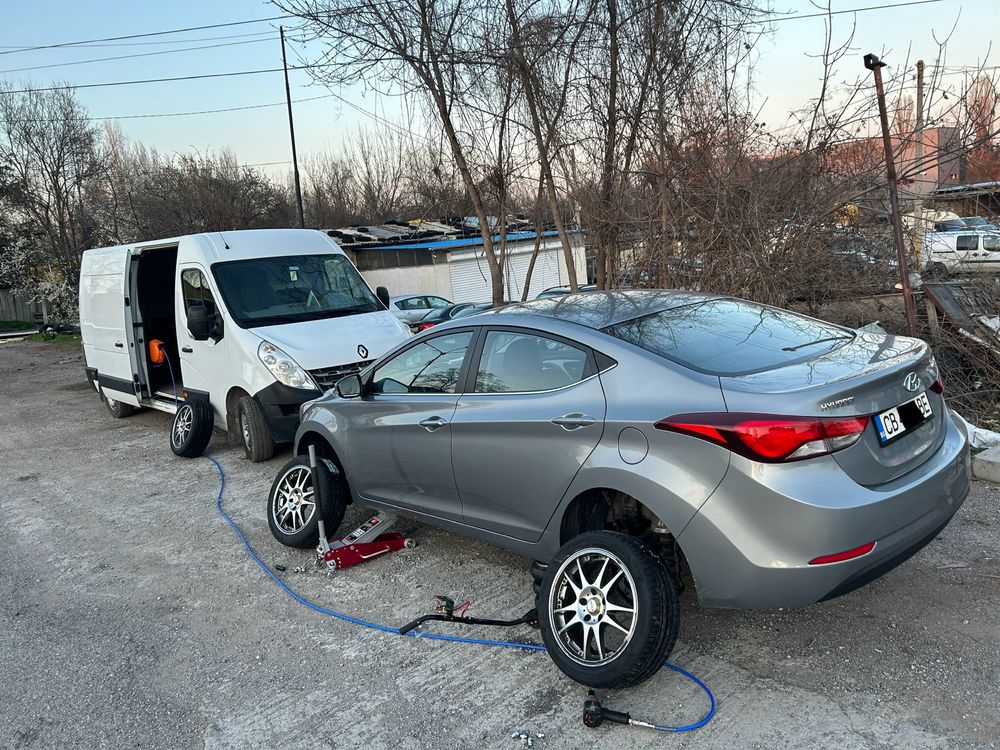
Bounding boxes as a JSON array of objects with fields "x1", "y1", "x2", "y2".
[
  {"x1": 213, "y1": 254, "x2": 380, "y2": 328},
  {"x1": 603, "y1": 298, "x2": 854, "y2": 376}
]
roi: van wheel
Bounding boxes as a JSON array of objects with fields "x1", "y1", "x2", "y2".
[
  {"x1": 538, "y1": 531, "x2": 678, "y2": 689},
  {"x1": 103, "y1": 392, "x2": 137, "y2": 419},
  {"x1": 238, "y1": 395, "x2": 275, "y2": 462},
  {"x1": 170, "y1": 400, "x2": 214, "y2": 458},
  {"x1": 267, "y1": 455, "x2": 347, "y2": 548}
]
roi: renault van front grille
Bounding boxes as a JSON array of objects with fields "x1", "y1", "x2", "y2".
[{"x1": 310, "y1": 360, "x2": 372, "y2": 390}]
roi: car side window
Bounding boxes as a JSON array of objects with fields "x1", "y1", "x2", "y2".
[
  {"x1": 180, "y1": 268, "x2": 217, "y2": 317},
  {"x1": 398, "y1": 297, "x2": 428, "y2": 311},
  {"x1": 956, "y1": 234, "x2": 979, "y2": 252},
  {"x1": 371, "y1": 331, "x2": 473, "y2": 395},
  {"x1": 426, "y1": 296, "x2": 451, "y2": 309},
  {"x1": 474, "y1": 331, "x2": 589, "y2": 393}
]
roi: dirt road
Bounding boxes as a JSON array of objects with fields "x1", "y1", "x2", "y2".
[{"x1": 2, "y1": 340, "x2": 997, "y2": 749}]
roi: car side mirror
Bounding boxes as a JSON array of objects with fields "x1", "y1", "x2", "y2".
[
  {"x1": 187, "y1": 305, "x2": 211, "y2": 341},
  {"x1": 336, "y1": 373, "x2": 363, "y2": 399},
  {"x1": 376, "y1": 286, "x2": 390, "y2": 310}
]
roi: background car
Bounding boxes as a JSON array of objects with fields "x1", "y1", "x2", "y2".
[
  {"x1": 535, "y1": 284, "x2": 597, "y2": 299},
  {"x1": 414, "y1": 302, "x2": 480, "y2": 331},
  {"x1": 271, "y1": 290, "x2": 969, "y2": 690},
  {"x1": 388, "y1": 294, "x2": 453, "y2": 324}
]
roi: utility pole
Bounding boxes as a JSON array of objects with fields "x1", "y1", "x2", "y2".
[
  {"x1": 280, "y1": 26, "x2": 305, "y2": 228},
  {"x1": 913, "y1": 60, "x2": 926, "y2": 270},
  {"x1": 865, "y1": 53, "x2": 917, "y2": 337}
]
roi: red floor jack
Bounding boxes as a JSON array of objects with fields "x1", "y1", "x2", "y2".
[{"x1": 308, "y1": 446, "x2": 415, "y2": 573}]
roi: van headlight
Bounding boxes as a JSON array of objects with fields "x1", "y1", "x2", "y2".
[{"x1": 258, "y1": 341, "x2": 318, "y2": 390}]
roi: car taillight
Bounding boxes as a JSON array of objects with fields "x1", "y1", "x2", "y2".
[
  {"x1": 417, "y1": 323, "x2": 436, "y2": 332},
  {"x1": 930, "y1": 375, "x2": 944, "y2": 394},
  {"x1": 654, "y1": 413, "x2": 869, "y2": 463}
]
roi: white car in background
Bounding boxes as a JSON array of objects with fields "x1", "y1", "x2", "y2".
[{"x1": 389, "y1": 294, "x2": 454, "y2": 324}]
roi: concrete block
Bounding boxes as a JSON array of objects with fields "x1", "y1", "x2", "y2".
[{"x1": 972, "y1": 446, "x2": 1000, "y2": 483}]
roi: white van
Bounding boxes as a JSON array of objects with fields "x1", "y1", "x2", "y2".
[
  {"x1": 79, "y1": 229, "x2": 411, "y2": 461},
  {"x1": 922, "y1": 229, "x2": 1000, "y2": 276}
]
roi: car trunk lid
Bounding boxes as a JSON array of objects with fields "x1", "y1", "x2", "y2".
[{"x1": 719, "y1": 333, "x2": 944, "y2": 486}]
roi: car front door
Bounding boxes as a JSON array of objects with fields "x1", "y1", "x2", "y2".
[
  {"x1": 397, "y1": 296, "x2": 430, "y2": 323},
  {"x1": 347, "y1": 329, "x2": 475, "y2": 522},
  {"x1": 450, "y1": 328, "x2": 607, "y2": 541}
]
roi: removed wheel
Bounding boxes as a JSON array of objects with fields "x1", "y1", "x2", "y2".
[
  {"x1": 103, "y1": 391, "x2": 137, "y2": 419},
  {"x1": 238, "y1": 394, "x2": 275, "y2": 462},
  {"x1": 267, "y1": 455, "x2": 347, "y2": 548},
  {"x1": 170, "y1": 399, "x2": 214, "y2": 458},
  {"x1": 538, "y1": 531, "x2": 679, "y2": 689}
]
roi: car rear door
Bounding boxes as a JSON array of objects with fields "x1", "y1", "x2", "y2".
[
  {"x1": 347, "y1": 329, "x2": 475, "y2": 522},
  {"x1": 450, "y1": 328, "x2": 607, "y2": 541}
]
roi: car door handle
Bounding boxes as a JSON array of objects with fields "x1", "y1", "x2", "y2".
[
  {"x1": 181, "y1": 346, "x2": 193, "y2": 353},
  {"x1": 419, "y1": 416, "x2": 448, "y2": 432},
  {"x1": 114, "y1": 342, "x2": 124, "y2": 348},
  {"x1": 550, "y1": 413, "x2": 597, "y2": 430}
]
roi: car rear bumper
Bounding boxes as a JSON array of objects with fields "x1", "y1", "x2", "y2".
[{"x1": 677, "y1": 410, "x2": 970, "y2": 608}]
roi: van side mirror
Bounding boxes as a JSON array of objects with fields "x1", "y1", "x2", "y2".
[
  {"x1": 335, "y1": 373, "x2": 362, "y2": 399},
  {"x1": 376, "y1": 286, "x2": 390, "y2": 310},
  {"x1": 187, "y1": 305, "x2": 212, "y2": 341}
]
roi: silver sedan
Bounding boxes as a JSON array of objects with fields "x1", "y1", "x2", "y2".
[{"x1": 267, "y1": 290, "x2": 970, "y2": 688}]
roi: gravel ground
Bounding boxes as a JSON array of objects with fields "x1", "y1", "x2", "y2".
[{"x1": 1, "y1": 340, "x2": 998, "y2": 750}]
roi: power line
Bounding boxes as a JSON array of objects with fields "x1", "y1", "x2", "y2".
[
  {"x1": 0, "y1": 65, "x2": 318, "y2": 95},
  {"x1": 91, "y1": 93, "x2": 337, "y2": 121},
  {"x1": 0, "y1": 30, "x2": 277, "y2": 51},
  {"x1": 0, "y1": 38, "x2": 273, "y2": 75},
  {"x1": 766, "y1": 0, "x2": 951, "y2": 24},
  {"x1": 0, "y1": 15, "x2": 293, "y2": 56}
]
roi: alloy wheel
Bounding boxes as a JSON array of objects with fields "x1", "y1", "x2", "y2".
[
  {"x1": 548, "y1": 548, "x2": 638, "y2": 667},
  {"x1": 172, "y1": 404, "x2": 193, "y2": 447},
  {"x1": 271, "y1": 465, "x2": 316, "y2": 534}
]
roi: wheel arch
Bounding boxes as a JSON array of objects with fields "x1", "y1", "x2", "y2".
[
  {"x1": 224, "y1": 385, "x2": 251, "y2": 438},
  {"x1": 558, "y1": 486, "x2": 692, "y2": 595}
]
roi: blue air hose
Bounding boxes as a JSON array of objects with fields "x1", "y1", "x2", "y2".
[{"x1": 203, "y1": 454, "x2": 716, "y2": 733}]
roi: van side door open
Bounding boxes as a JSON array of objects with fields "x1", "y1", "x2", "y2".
[
  {"x1": 80, "y1": 247, "x2": 140, "y2": 405},
  {"x1": 176, "y1": 265, "x2": 227, "y2": 412}
]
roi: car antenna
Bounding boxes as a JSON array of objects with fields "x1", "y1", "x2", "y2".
[{"x1": 218, "y1": 232, "x2": 230, "y2": 250}]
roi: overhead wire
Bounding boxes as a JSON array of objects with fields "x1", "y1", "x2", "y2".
[
  {"x1": 0, "y1": 37, "x2": 275, "y2": 75},
  {"x1": 0, "y1": 14, "x2": 294, "y2": 56}
]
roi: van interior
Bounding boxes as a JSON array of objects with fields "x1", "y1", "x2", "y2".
[{"x1": 132, "y1": 246, "x2": 183, "y2": 399}]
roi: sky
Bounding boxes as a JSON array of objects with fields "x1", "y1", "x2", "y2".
[{"x1": 0, "y1": 0, "x2": 996, "y2": 178}]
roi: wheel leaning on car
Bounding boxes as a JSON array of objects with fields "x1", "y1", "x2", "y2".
[
  {"x1": 169, "y1": 399, "x2": 214, "y2": 458},
  {"x1": 267, "y1": 455, "x2": 348, "y2": 548},
  {"x1": 538, "y1": 531, "x2": 679, "y2": 689}
]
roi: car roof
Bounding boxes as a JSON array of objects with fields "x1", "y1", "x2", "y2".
[{"x1": 475, "y1": 289, "x2": 723, "y2": 330}]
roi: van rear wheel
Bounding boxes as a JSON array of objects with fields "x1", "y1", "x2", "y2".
[
  {"x1": 238, "y1": 395, "x2": 275, "y2": 462},
  {"x1": 103, "y1": 392, "x2": 137, "y2": 419}
]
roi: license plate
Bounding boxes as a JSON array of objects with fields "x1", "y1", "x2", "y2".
[{"x1": 874, "y1": 392, "x2": 933, "y2": 446}]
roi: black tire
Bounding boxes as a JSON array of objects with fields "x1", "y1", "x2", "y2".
[
  {"x1": 530, "y1": 560, "x2": 548, "y2": 597},
  {"x1": 238, "y1": 395, "x2": 275, "y2": 462},
  {"x1": 267, "y1": 455, "x2": 347, "y2": 548},
  {"x1": 103, "y1": 391, "x2": 137, "y2": 419},
  {"x1": 538, "y1": 531, "x2": 679, "y2": 689},
  {"x1": 170, "y1": 400, "x2": 214, "y2": 458}
]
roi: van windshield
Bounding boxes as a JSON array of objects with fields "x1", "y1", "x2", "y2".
[{"x1": 212, "y1": 254, "x2": 381, "y2": 328}]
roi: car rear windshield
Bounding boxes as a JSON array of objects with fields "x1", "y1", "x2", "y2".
[{"x1": 602, "y1": 298, "x2": 854, "y2": 376}]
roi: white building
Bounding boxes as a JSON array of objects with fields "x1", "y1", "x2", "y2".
[{"x1": 350, "y1": 230, "x2": 588, "y2": 302}]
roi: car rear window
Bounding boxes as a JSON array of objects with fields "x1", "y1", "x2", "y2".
[{"x1": 602, "y1": 299, "x2": 854, "y2": 376}]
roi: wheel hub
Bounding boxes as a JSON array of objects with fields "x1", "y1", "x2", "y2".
[{"x1": 580, "y1": 587, "x2": 605, "y2": 621}]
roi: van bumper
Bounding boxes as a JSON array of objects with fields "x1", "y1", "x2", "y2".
[{"x1": 254, "y1": 382, "x2": 322, "y2": 443}]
